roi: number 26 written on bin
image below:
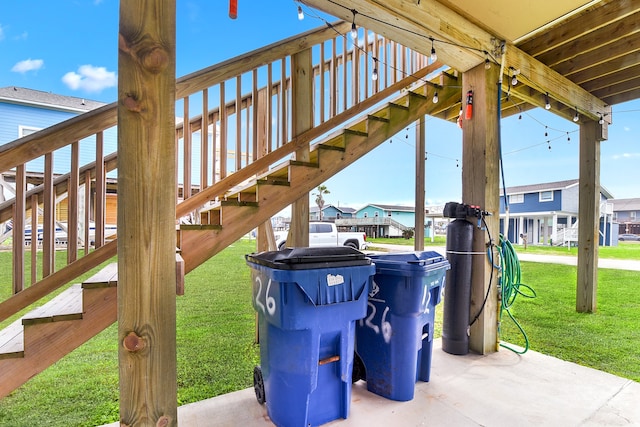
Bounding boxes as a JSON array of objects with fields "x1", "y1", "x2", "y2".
[
  {"x1": 361, "y1": 303, "x2": 392, "y2": 344},
  {"x1": 254, "y1": 277, "x2": 276, "y2": 316}
]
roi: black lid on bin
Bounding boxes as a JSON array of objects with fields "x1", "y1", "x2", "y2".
[{"x1": 245, "y1": 246, "x2": 371, "y2": 270}]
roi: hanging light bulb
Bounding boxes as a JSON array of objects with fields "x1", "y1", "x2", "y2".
[
  {"x1": 350, "y1": 10, "x2": 358, "y2": 40},
  {"x1": 544, "y1": 92, "x2": 551, "y2": 110},
  {"x1": 484, "y1": 58, "x2": 491, "y2": 70},
  {"x1": 432, "y1": 91, "x2": 438, "y2": 104},
  {"x1": 599, "y1": 113, "x2": 605, "y2": 125},
  {"x1": 430, "y1": 38, "x2": 437, "y2": 62},
  {"x1": 573, "y1": 107, "x2": 579, "y2": 122},
  {"x1": 512, "y1": 72, "x2": 518, "y2": 86},
  {"x1": 297, "y1": 5, "x2": 304, "y2": 20},
  {"x1": 372, "y1": 58, "x2": 378, "y2": 81}
]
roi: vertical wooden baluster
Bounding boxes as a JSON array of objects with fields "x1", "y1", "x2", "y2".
[
  {"x1": 219, "y1": 82, "x2": 227, "y2": 179},
  {"x1": 43, "y1": 153, "x2": 54, "y2": 277},
  {"x1": 13, "y1": 164, "x2": 26, "y2": 294},
  {"x1": 320, "y1": 42, "x2": 326, "y2": 124},
  {"x1": 30, "y1": 194, "x2": 38, "y2": 285},
  {"x1": 236, "y1": 76, "x2": 242, "y2": 172},
  {"x1": 252, "y1": 69, "x2": 259, "y2": 160},
  {"x1": 68, "y1": 141, "x2": 79, "y2": 263},
  {"x1": 267, "y1": 63, "x2": 273, "y2": 153},
  {"x1": 281, "y1": 58, "x2": 288, "y2": 148},
  {"x1": 342, "y1": 36, "x2": 348, "y2": 111},
  {"x1": 201, "y1": 88, "x2": 209, "y2": 191},
  {"x1": 95, "y1": 132, "x2": 105, "y2": 248},
  {"x1": 330, "y1": 37, "x2": 337, "y2": 118},
  {"x1": 84, "y1": 169, "x2": 91, "y2": 256},
  {"x1": 183, "y1": 95, "x2": 192, "y2": 200}
]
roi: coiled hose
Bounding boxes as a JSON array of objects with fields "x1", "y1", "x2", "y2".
[{"x1": 494, "y1": 234, "x2": 537, "y2": 354}]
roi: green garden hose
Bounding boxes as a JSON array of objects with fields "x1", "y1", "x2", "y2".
[{"x1": 496, "y1": 234, "x2": 536, "y2": 354}]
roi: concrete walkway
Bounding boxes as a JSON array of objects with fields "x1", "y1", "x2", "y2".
[
  {"x1": 368, "y1": 243, "x2": 640, "y2": 271},
  {"x1": 102, "y1": 339, "x2": 640, "y2": 426}
]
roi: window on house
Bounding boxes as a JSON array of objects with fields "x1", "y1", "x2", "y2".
[
  {"x1": 19, "y1": 126, "x2": 41, "y2": 138},
  {"x1": 509, "y1": 194, "x2": 524, "y2": 204},
  {"x1": 374, "y1": 211, "x2": 379, "y2": 217},
  {"x1": 631, "y1": 212, "x2": 637, "y2": 221},
  {"x1": 539, "y1": 191, "x2": 554, "y2": 202},
  {"x1": 387, "y1": 212, "x2": 392, "y2": 216},
  {"x1": 363, "y1": 212, "x2": 368, "y2": 218}
]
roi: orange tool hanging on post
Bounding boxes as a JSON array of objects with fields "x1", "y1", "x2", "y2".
[
  {"x1": 229, "y1": 0, "x2": 238, "y2": 19},
  {"x1": 465, "y1": 90, "x2": 473, "y2": 120}
]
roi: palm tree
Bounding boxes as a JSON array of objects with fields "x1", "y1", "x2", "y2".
[{"x1": 313, "y1": 185, "x2": 330, "y2": 220}]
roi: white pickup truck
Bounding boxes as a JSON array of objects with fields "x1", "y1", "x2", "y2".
[{"x1": 275, "y1": 222, "x2": 368, "y2": 251}]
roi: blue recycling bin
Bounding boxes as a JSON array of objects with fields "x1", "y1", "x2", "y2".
[
  {"x1": 246, "y1": 247, "x2": 375, "y2": 427},
  {"x1": 354, "y1": 251, "x2": 450, "y2": 401}
]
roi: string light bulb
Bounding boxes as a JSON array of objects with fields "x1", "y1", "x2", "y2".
[
  {"x1": 573, "y1": 107, "x2": 579, "y2": 122},
  {"x1": 544, "y1": 92, "x2": 551, "y2": 110},
  {"x1": 432, "y1": 91, "x2": 438, "y2": 104},
  {"x1": 297, "y1": 5, "x2": 304, "y2": 20},
  {"x1": 372, "y1": 58, "x2": 378, "y2": 81},
  {"x1": 599, "y1": 113, "x2": 605, "y2": 125},
  {"x1": 350, "y1": 10, "x2": 358, "y2": 40},
  {"x1": 430, "y1": 38, "x2": 437, "y2": 62},
  {"x1": 512, "y1": 72, "x2": 518, "y2": 86},
  {"x1": 485, "y1": 58, "x2": 491, "y2": 70}
]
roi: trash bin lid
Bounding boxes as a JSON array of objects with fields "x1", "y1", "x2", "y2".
[
  {"x1": 246, "y1": 246, "x2": 372, "y2": 270},
  {"x1": 369, "y1": 251, "x2": 450, "y2": 273}
]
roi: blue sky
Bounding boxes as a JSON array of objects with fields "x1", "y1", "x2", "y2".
[{"x1": 2, "y1": 0, "x2": 638, "y2": 210}]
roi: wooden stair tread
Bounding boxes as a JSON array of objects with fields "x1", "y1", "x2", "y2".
[
  {"x1": 22, "y1": 284, "x2": 84, "y2": 325},
  {"x1": 0, "y1": 319, "x2": 25, "y2": 359},
  {"x1": 82, "y1": 263, "x2": 118, "y2": 289}
]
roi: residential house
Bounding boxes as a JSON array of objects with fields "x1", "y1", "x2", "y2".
[
  {"x1": 611, "y1": 198, "x2": 640, "y2": 235},
  {"x1": 0, "y1": 87, "x2": 116, "y2": 233},
  {"x1": 309, "y1": 204, "x2": 356, "y2": 221},
  {"x1": 499, "y1": 179, "x2": 615, "y2": 246},
  {"x1": 337, "y1": 203, "x2": 416, "y2": 238}
]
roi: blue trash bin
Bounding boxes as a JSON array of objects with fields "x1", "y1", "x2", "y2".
[
  {"x1": 355, "y1": 251, "x2": 450, "y2": 401},
  {"x1": 246, "y1": 247, "x2": 375, "y2": 427}
]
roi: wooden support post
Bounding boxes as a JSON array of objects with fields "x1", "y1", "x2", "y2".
[
  {"x1": 461, "y1": 63, "x2": 500, "y2": 354},
  {"x1": 255, "y1": 87, "x2": 276, "y2": 252},
  {"x1": 117, "y1": 1, "x2": 177, "y2": 426},
  {"x1": 414, "y1": 117, "x2": 426, "y2": 250},
  {"x1": 289, "y1": 49, "x2": 313, "y2": 247},
  {"x1": 576, "y1": 120, "x2": 604, "y2": 313}
]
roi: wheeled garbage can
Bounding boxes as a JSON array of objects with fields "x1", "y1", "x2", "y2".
[
  {"x1": 354, "y1": 251, "x2": 450, "y2": 401},
  {"x1": 246, "y1": 247, "x2": 375, "y2": 427}
]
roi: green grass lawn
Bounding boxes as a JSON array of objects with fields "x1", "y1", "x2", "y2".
[{"x1": 0, "y1": 238, "x2": 638, "y2": 426}]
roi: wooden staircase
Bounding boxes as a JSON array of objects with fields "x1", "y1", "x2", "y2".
[
  {"x1": 178, "y1": 84, "x2": 438, "y2": 272},
  {"x1": 0, "y1": 78, "x2": 444, "y2": 397}
]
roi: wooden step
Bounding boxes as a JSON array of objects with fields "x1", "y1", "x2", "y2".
[
  {"x1": 82, "y1": 263, "x2": 118, "y2": 289},
  {"x1": 22, "y1": 284, "x2": 83, "y2": 325},
  {"x1": 0, "y1": 319, "x2": 25, "y2": 360}
]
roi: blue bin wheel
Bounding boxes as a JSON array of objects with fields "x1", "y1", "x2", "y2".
[
  {"x1": 253, "y1": 365, "x2": 266, "y2": 405},
  {"x1": 352, "y1": 353, "x2": 366, "y2": 383}
]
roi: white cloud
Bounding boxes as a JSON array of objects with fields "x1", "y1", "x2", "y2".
[
  {"x1": 11, "y1": 58, "x2": 44, "y2": 73},
  {"x1": 0, "y1": 24, "x2": 5, "y2": 41},
  {"x1": 62, "y1": 65, "x2": 117, "y2": 93},
  {"x1": 612, "y1": 153, "x2": 640, "y2": 160}
]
